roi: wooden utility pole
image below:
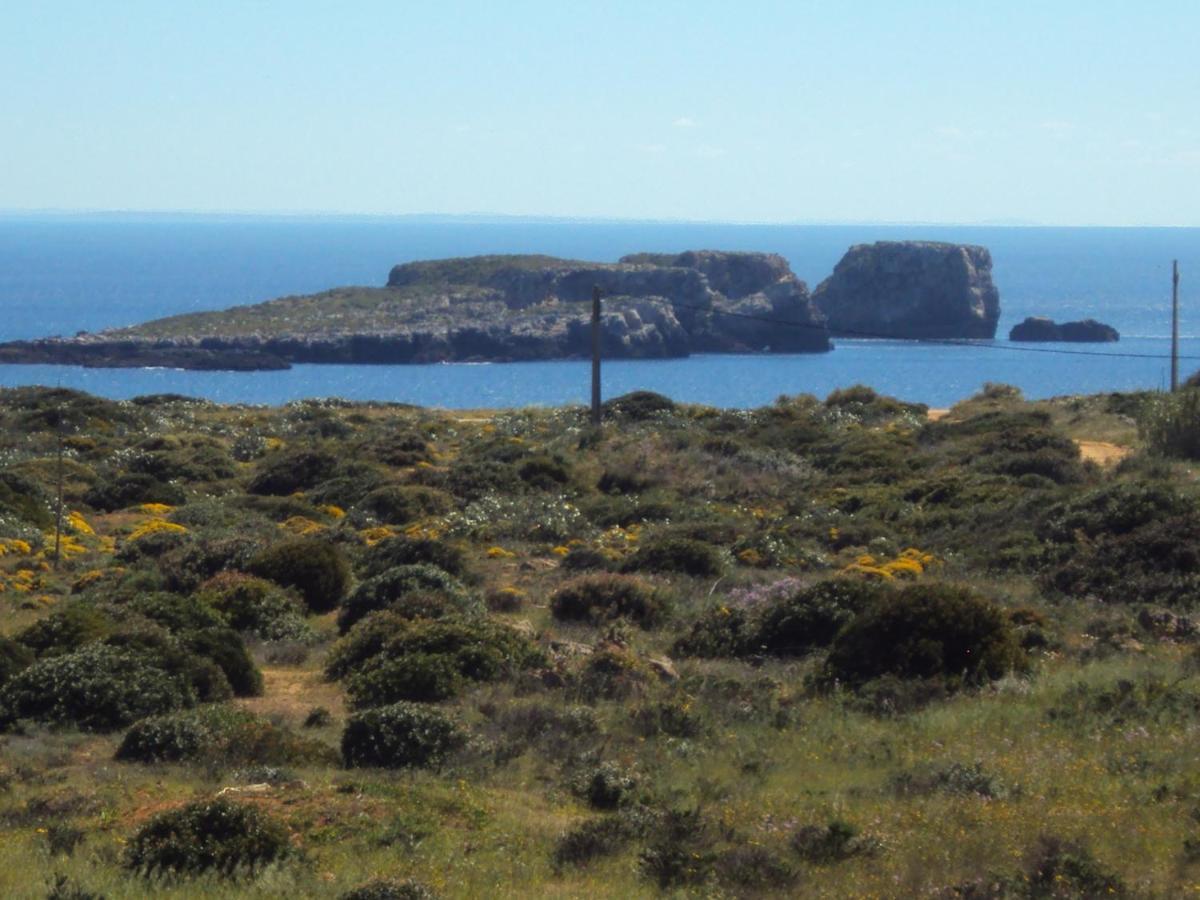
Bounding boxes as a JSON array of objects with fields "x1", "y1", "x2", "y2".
[
  {"x1": 590, "y1": 285, "x2": 602, "y2": 425},
  {"x1": 1171, "y1": 260, "x2": 1181, "y2": 392}
]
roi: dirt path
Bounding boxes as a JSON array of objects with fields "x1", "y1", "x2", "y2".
[{"x1": 1076, "y1": 440, "x2": 1132, "y2": 466}]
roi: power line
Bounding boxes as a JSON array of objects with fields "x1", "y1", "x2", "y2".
[{"x1": 653, "y1": 297, "x2": 1200, "y2": 362}]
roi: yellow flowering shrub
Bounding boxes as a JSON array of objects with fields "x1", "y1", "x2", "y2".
[
  {"x1": 128, "y1": 518, "x2": 189, "y2": 542},
  {"x1": 67, "y1": 511, "x2": 95, "y2": 535},
  {"x1": 487, "y1": 546, "x2": 518, "y2": 559},
  {"x1": 136, "y1": 503, "x2": 174, "y2": 516},
  {"x1": 358, "y1": 526, "x2": 396, "y2": 546},
  {"x1": 320, "y1": 505, "x2": 346, "y2": 520},
  {"x1": 279, "y1": 516, "x2": 325, "y2": 536}
]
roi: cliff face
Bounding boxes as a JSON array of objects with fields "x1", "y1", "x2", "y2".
[
  {"x1": 813, "y1": 242, "x2": 1001, "y2": 339},
  {"x1": 0, "y1": 251, "x2": 830, "y2": 370}
]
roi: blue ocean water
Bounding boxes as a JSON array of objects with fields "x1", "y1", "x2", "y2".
[{"x1": 0, "y1": 216, "x2": 1196, "y2": 408}]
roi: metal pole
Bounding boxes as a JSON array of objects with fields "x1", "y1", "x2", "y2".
[
  {"x1": 1171, "y1": 260, "x2": 1180, "y2": 392},
  {"x1": 590, "y1": 285, "x2": 602, "y2": 425}
]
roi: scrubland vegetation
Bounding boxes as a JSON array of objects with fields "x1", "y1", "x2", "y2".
[{"x1": 0, "y1": 380, "x2": 1198, "y2": 897}]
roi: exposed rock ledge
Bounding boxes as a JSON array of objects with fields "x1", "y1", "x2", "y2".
[
  {"x1": 0, "y1": 251, "x2": 831, "y2": 371},
  {"x1": 1009, "y1": 317, "x2": 1120, "y2": 343}
]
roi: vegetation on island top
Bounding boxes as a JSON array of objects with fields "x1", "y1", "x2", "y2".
[{"x1": 0, "y1": 380, "x2": 1198, "y2": 896}]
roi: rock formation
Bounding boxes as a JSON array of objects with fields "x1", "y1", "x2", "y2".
[
  {"x1": 813, "y1": 241, "x2": 1001, "y2": 339},
  {"x1": 0, "y1": 251, "x2": 830, "y2": 370},
  {"x1": 1009, "y1": 317, "x2": 1119, "y2": 343}
]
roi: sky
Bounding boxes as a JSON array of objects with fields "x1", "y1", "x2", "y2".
[{"x1": 1, "y1": 1, "x2": 1198, "y2": 225}]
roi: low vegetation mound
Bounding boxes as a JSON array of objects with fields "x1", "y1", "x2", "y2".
[
  {"x1": 337, "y1": 564, "x2": 479, "y2": 633},
  {"x1": 823, "y1": 583, "x2": 1025, "y2": 688},
  {"x1": 194, "y1": 572, "x2": 314, "y2": 643},
  {"x1": 249, "y1": 537, "x2": 351, "y2": 614},
  {"x1": 341, "y1": 701, "x2": 464, "y2": 769},
  {"x1": 123, "y1": 798, "x2": 292, "y2": 877},
  {"x1": 551, "y1": 574, "x2": 669, "y2": 628}
]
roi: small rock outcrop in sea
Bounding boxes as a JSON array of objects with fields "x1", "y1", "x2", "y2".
[
  {"x1": 1009, "y1": 317, "x2": 1119, "y2": 343},
  {"x1": 812, "y1": 241, "x2": 1001, "y2": 339},
  {"x1": 0, "y1": 251, "x2": 830, "y2": 370}
]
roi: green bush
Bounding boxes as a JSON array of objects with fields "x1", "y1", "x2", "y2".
[
  {"x1": 159, "y1": 534, "x2": 265, "y2": 593},
  {"x1": 791, "y1": 819, "x2": 878, "y2": 863},
  {"x1": 341, "y1": 701, "x2": 464, "y2": 769},
  {"x1": 194, "y1": 573, "x2": 313, "y2": 643},
  {"x1": 249, "y1": 538, "x2": 351, "y2": 614},
  {"x1": 122, "y1": 798, "x2": 292, "y2": 877},
  {"x1": 0, "y1": 643, "x2": 198, "y2": 731},
  {"x1": 17, "y1": 602, "x2": 115, "y2": 658},
  {"x1": 83, "y1": 473, "x2": 185, "y2": 512},
  {"x1": 573, "y1": 648, "x2": 651, "y2": 702},
  {"x1": 714, "y1": 846, "x2": 798, "y2": 891},
  {"x1": 0, "y1": 637, "x2": 34, "y2": 688},
  {"x1": 337, "y1": 564, "x2": 479, "y2": 633},
  {"x1": 357, "y1": 535, "x2": 470, "y2": 580},
  {"x1": 328, "y1": 615, "x2": 542, "y2": 691},
  {"x1": 127, "y1": 593, "x2": 226, "y2": 634},
  {"x1": 1140, "y1": 388, "x2": 1200, "y2": 459},
  {"x1": 0, "y1": 470, "x2": 52, "y2": 529},
  {"x1": 247, "y1": 447, "x2": 338, "y2": 496},
  {"x1": 573, "y1": 761, "x2": 638, "y2": 810},
  {"x1": 672, "y1": 604, "x2": 752, "y2": 658},
  {"x1": 101, "y1": 627, "x2": 234, "y2": 705},
  {"x1": 346, "y1": 653, "x2": 464, "y2": 707},
  {"x1": 621, "y1": 537, "x2": 726, "y2": 578},
  {"x1": 353, "y1": 485, "x2": 453, "y2": 525},
  {"x1": 550, "y1": 574, "x2": 668, "y2": 628},
  {"x1": 755, "y1": 578, "x2": 884, "y2": 656},
  {"x1": 602, "y1": 390, "x2": 676, "y2": 420},
  {"x1": 116, "y1": 705, "x2": 332, "y2": 766},
  {"x1": 179, "y1": 628, "x2": 263, "y2": 698},
  {"x1": 517, "y1": 454, "x2": 572, "y2": 490},
  {"x1": 553, "y1": 816, "x2": 634, "y2": 869},
  {"x1": 823, "y1": 583, "x2": 1025, "y2": 688},
  {"x1": 339, "y1": 879, "x2": 437, "y2": 900}
]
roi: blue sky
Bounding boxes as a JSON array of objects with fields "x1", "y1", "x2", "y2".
[{"x1": 2, "y1": 1, "x2": 1197, "y2": 224}]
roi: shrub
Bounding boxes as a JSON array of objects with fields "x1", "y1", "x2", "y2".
[
  {"x1": 672, "y1": 605, "x2": 752, "y2": 658},
  {"x1": 128, "y1": 593, "x2": 226, "y2": 634},
  {"x1": 602, "y1": 390, "x2": 676, "y2": 420},
  {"x1": 303, "y1": 706, "x2": 332, "y2": 728},
  {"x1": 358, "y1": 535, "x2": 469, "y2": 580},
  {"x1": 338, "y1": 564, "x2": 479, "y2": 633},
  {"x1": 891, "y1": 760, "x2": 1009, "y2": 799},
  {"x1": 354, "y1": 485, "x2": 453, "y2": 525},
  {"x1": 83, "y1": 473, "x2": 185, "y2": 512},
  {"x1": 550, "y1": 574, "x2": 668, "y2": 628},
  {"x1": 116, "y1": 705, "x2": 332, "y2": 766},
  {"x1": 341, "y1": 701, "x2": 464, "y2": 769},
  {"x1": 823, "y1": 583, "x2": 1025, "y2": 688},
  {"x1": 1021, "y1": 834, "x2": 1126, "y2": 897},
  {"x1": 573, "y1": 648, "x2": 651, "y2": 703},
  {"x1": 714, "y1": 845, "x2": 798, "y2": 891},
  {"x1": 1140, "y1": 388, "x2": 1200, "y2": 459},
  {"x1": 179, "y1": 628, "x2": 263, "y2": 698},
  {"x1": 44, "y1": 874, "x2": 104, "y2": 900},
  {"x1": 194, "y1": 573, "x2": 313, "y2": 643},
  {"x1": 755, "y1": 578, "x2": 885, "y2": 656},
  {"x1": 0, "y1": 643, "x2": 197, "y2": 731},
  {"x1": 247, "y1": 447, "x2": 337, "y2": 495},
  {"x1": 346, "y1": 653, "x2": 464, "y2": 707},
  {"x1": 249, "y1": 538, "x2": 351, "y2": 614},
  {"x1": 159, "y1": 534, "x2": 265, "y2": 593},
  {"x1": 791, "y1": 819, "x2": 878, "y2": 863},
  {"x1": 0, "y1": 637, "x2": 34, "y2": 689},
  {"x1": 560, "y1": 547, "x2": 612, "y2": 572},
  {"x1": 17, "y1": 602, "x2": 115, "y2": 657},
  {"x1": 639, "y1": 807, "x2": 716, "y2": 888},
  {"x1": 573, "y1": 761, "x2": 638, "y2": 810},
  {"x1": 517, "y1": 454, "x2": 571, "y2": 490},
  {"x1": 101, "y1": 627, "x2": 233, "y2": 704},
  {"x1": 122, "y1": 798, "x2": 292, "y2": 877},
  {"x1": 339, "y1": 879, "x2": 437, "y2": 900},
  {"x1": 553, "y1": 816, "x2": 633, "y2": 869},
  {"x1": 328, "y1": 615, "x2": 542, "y2": 695},
  {"x1": 621, "y1": 537, "x2": 726, "y2": 578}
]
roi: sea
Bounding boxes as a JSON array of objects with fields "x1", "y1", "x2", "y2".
[{"x1": 0, "y1": 215, "x2": 1197, "y2": 409}]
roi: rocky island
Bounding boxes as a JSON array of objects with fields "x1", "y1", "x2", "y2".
[
  {"x1": 813, "y1": 241, "x2": 1001, "y2": 339},
  {"x1": 0, "y1": 251, "x2": 830, "y2": 370},
  {"x1": 1009, "y1": 316, "x2": 1120, "y2": 343}
]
